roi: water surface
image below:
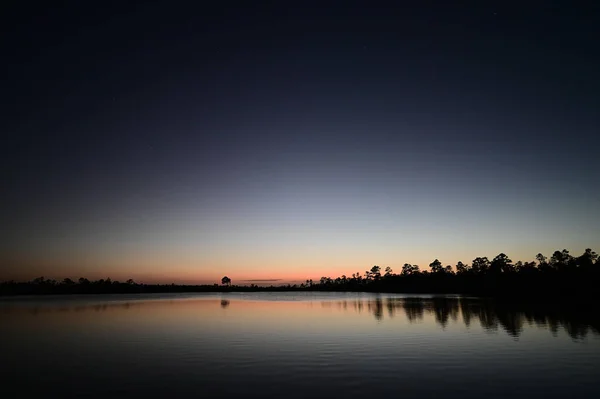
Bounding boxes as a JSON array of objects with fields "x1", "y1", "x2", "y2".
[{"x1": 2, "y1": 292, "x2": 599, "y2": 398}]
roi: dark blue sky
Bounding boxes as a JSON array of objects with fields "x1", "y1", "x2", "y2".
[{"x1": 1, "y1": 1, "x2": 599, "y2": 283}]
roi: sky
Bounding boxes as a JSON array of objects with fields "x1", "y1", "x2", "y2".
[{"x1": 1, "y1": 1, "x2": 599, "y2": 284}]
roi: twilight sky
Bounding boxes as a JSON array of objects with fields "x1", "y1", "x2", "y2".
[{"x1": 1, "y1": 1, "x2": 599, "y2": 284}]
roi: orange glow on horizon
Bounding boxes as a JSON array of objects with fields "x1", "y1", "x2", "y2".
[{"x1": 2, "y1": 244, "x2": 579, "y2": 285}]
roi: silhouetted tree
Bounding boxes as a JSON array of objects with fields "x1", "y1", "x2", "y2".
[
  {"x1": 320, "y1": 276, "x2": 333, "y2": 286},
  {"x1": 456, "y1": 261, "x2": 469, "y2": 274},
  {"x1": 401, "y1": 263, "x2": 415, "y2": 275},
  {"x1": 580, "y1": 248, "x2": 598, "y2": 270},
  {"x1": 429, "y1": 259, "x2": 443, "y2": 273},
  {"x1": 471, "y1": 257, "x2": 490, "y2": 274},
  {"x1": 490, "y1": 253, "x2": 513, "y2": 274},
  {"x1": 221, "y1": 276, "x2": 231, "y2": 286},
  {"x1": 365, "y1": 265, "x2": 381, "y2": 281},
  {"x1": 536, "y1": 253, "x2": 551, "y2": 272},
  {"x1": 33, "y1": 277, "x2": 45, "y2": 285},
  {"x1": 550, "y1": 249, "x2": 573, "y2": 271}
]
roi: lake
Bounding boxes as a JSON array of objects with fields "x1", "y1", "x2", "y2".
[{"x1": 1, "y1": 292, "x2": 599, "y2": 398}]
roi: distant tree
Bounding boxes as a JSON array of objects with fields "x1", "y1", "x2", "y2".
[
  {"x1": 536, "y1": 253, "x2": 551, "y2": 272},
  {"x1": 550, "y1": 249, "x2": 573, "y2": 271},
  {"x1": 587, "y1": 248, "x2": 598, "y2": 261},
  {"x1": 514, "y1": 261, "x2": 524, "y2": 272},
  {"x1": 524, "y1": 261, "x2": 537, "y2": 270},
  {"x1": 221, "y1": 276, "x2": 231, "y2": 286},
  {"x1": 401, "y1": 263, "x2": 414, "y2": 275},
  {"x1": 78, "y1": 277, "x2": 90, "y2": 285},
  {"x1": 366, "y1": 265, "x2": 381, "y2": 281},
  {"x1": 399, "y1": 264, "x2": 421, "y2": 275},
  {"x1": 320, "y1": 276, "x2": 333, "y2": 285},
  {"x1": 32, "y1": 277, "x2": 45, "y2": 285},
  {"x1": 384, "y1": 267, "x2": 393, "y2": 278},
  {"x1": 456, "y1": 261, "x2": 469, "y2": 274},
  {"x1": 579, "y1": 248, "x2": 598, "y2": 269},
  {"x1": 562, "y1": 249, "x2": 574, "y2": 267},
  {"x1": 490, "y1": 253, "x2": 513, "y2": 273},
  {"x1": 63, "y1": 278, "x2": 75, "y2": 285},
  {"x1": 517, "y1": 261, "x2": 537, "y2": 274},
  {"x1": 126, "y1": 279, "x2": 135, "y2": 285},
  {"x1": 372, "y1": 266, "x2": 381, "y2": 280},
  {"x1": 429, "y1": 259, "x2": 443, "y2": 274},
  {"x1": 471, "y1": 257, "x2": 490, "y2": 274}
]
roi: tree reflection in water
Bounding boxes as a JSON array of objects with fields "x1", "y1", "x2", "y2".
[{"x1": 324, "y1": 297, "x2": 600, "y2": 341}]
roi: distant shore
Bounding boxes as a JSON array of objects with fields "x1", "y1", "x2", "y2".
[{"x1": 3, "y1": 248, "x2": 598, "y2": 302}]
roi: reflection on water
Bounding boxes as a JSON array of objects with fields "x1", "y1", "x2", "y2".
[
  {"x1": 320, "y1": 297, "x2": 600, "y2": 341},
  {"x1": 5, "y1": 295, "x2": 598, "y2": 341},
  {"x1": 1, "y1": 293, "x2": 599, "y2": 399}
]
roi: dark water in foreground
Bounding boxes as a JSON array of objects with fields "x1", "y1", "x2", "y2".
[{"x1": 1, "y1": 293, "x2": 599, "y2": 398}]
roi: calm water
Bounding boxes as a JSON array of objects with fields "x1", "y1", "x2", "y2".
[{"x1": 1, "y1": 292, "x2": 599, "y2": 398}]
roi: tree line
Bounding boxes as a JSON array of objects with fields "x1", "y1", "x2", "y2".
[
  {"x1": 1, "y1": 248, "x2": 598, "y2": 299},
  {"x1": 303, "y1": 248, "x2": 599, "y2": 300}
]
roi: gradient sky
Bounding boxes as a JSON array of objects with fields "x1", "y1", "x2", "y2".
[{"x1": 1, "y1": 1, "x2": 599, "y2": 284}]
